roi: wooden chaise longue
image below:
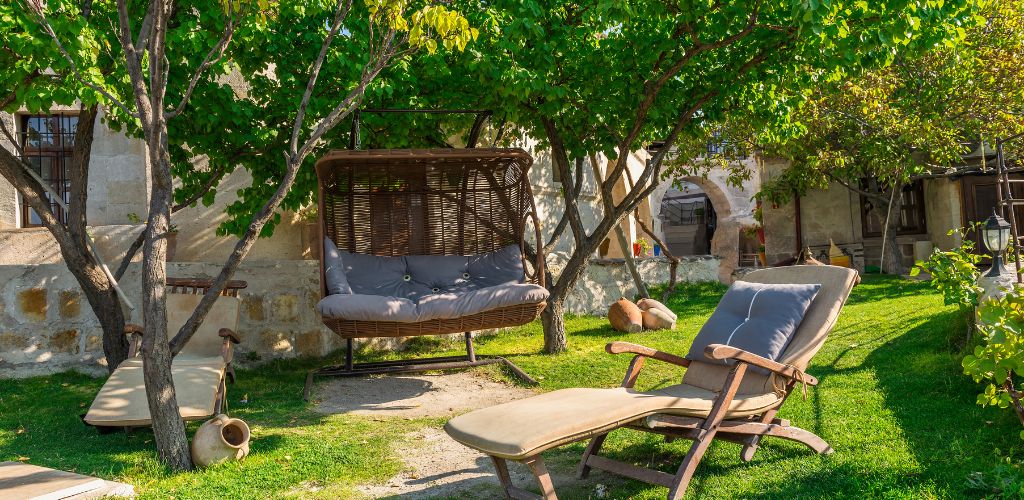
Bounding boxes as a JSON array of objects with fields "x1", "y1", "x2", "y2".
[{"x1": 445, "y1": 265, "x2": 859, "y2": 499}]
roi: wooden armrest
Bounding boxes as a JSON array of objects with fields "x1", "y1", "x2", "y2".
[
  {"x1": 218, "y1": 328, "x2": 241, "y2": 344},
  {"x1": 704, "y1": 344, "x2": 818, "y2": 385},
  {"x1": 606, "y1": 341, "x2": 690, "y2": 368},
  {"x1": 125, "y1": 324, "x2": 144, "y2": 358}
]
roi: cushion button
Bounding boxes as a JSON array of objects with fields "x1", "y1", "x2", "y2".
[
  {"x1": 403, "y1": 275, "x2": 411, "y2": 282},
  {"x1": 463, "y1": 273, "x2": 471, "y2": 279},
  {"x1": 431, "y1": 287, "x2": 440, "y2": 293}
]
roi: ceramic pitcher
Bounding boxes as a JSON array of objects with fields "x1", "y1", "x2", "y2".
[{"x1": 191, "y1": 414, "x2": 250, "y2": 468}]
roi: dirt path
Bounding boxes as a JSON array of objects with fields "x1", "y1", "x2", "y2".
[
  {"x1": 314, "y1": 371, "x2": 536, "y2": 418},
  {"x1": 314, "y1": 372, "x2": 611, "y2": 499}
]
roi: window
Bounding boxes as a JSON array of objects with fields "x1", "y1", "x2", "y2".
[
  {"x1": 860, "y1": 179, "x2": 927, "y2": 237},
  {"x1": 19, "y1": 114, "x2": 78, "y2": 227},
  {"x1": 704, "y1": 131, "x2": 747, "y2": 159}
]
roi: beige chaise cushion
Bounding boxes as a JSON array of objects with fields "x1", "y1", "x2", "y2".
[
  {"x1": 445, "y1": 384, "x2": 780, "y2": 459},
  {"x1": 84, "y1": 293, "x2": 240, "y2": 427},
  {"x1": 83, "y1": 357, "x2": 225, "y2": 427}
]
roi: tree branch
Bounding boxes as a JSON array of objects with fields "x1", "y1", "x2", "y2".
[
  {"x1": 165, "y1": 3, "x2": 238, "y2": 119},
  {"x1": 24, "y1": 4, "x2": 138, "y2": 119},
  {"x1": 170, "y1": 20, "x2": 400, "y2": 355},
  {"x1": 289, "y1": 0, "x2": 355, "y2": 156}
]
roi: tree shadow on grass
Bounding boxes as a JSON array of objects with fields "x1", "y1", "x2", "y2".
[
  {"x1": 844, "y1": 274, "x2": 933, "y2": 305},
  {"x1": 854, "y1": 307, "x2": 1020, "y2": 496}
]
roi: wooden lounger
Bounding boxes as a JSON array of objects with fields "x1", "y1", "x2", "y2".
[
  {"x1": 445, "y1": 266, "x2": 858, "y2": 499},
  {"x1": 83, "y1": 279, "x2": 245, "y2": 428}
]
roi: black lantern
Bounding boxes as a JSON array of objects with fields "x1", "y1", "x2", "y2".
[{"x1": 982, "y1": 210, "x2": 1012, "y2": 277}]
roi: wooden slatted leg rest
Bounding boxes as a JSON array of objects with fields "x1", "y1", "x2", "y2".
[
  {"x1": 647, "y1": 415, "x2": 834, "y2": 457},
  {"x1": 576, "y1": 363, "x2": 749, "y2": 500}
]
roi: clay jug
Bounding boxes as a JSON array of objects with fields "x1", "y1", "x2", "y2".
[
  {"x1": 608, "y1": 297, "x2": 643, "y2": 332},
  {"x1": 191, "y1": 414, "x2": 250, "y2": 468}
]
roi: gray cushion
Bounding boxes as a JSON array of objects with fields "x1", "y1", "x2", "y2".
[
  {"x1": 323, "y1": 238, "x2": 352, "y2": 295},
  {"x1": 324, "y1": 242, "x2": 527, "y2": 302},
  {"x1": 318, "y1": 243, "x2": 545, "y2": 322},
  {"x1": 406, "y1": 254, "x2": 474, "y2": 292},
  {"x1": 686, "y1": 281, "x2": 821, "y2": 366},
  {"x1": 467, "y1": 244, "x2": 526, "y2": 287},
  {"x1": 338, "y1": 250, "x2": 410, "y2": 296},
  {"x1": 317, "y1": 283, "x2": 549, "y2": 322}
]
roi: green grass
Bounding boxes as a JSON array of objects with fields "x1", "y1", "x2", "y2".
[{"x1": 1, "y1": 276, "x2": 1021, "y2": 498}]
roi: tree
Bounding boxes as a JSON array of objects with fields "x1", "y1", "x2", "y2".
[
  {"x1": 429, "y1": 0, "x2": 979, "y2": 352},
  {"x1": 183, "y1": 0, "x2": 980, "y2": 354},
  {"x1": 0, "y1": 0, "x2": 134, "y2": 372},
  {"x1": 22, "y1": 0, "x2": 474, "y2": 470},
  {"x1": 753, "y1": 0, "x2": 1024, "y2": 274}
]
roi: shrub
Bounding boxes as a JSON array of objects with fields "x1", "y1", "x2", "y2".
[
  {"x1": 911, "y1": 227, "x2": 984, "y2": 348},
  {"x1": 965, "y1": 289, "x2": 1024, "y2": 436}
]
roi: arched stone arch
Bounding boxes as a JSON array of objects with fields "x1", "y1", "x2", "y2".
[{"x1": 651, "y1": 174, "x2": 754, "y2": 282}]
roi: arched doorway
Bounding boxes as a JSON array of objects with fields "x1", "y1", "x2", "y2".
[
  {"x1": 652, "y1": 176, "x2": 747, "y2": 282},
  {"x1": 658, "y1": 182, "x2": 717, "y2": 256}
]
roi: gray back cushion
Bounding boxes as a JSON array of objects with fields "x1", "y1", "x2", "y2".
[
  {"x1": 466, "y1": 244, "x2": 526, "y2": 287},
  {"x1": 322, "y1": 240, "x2": 526, "y2": 303},
  {"x1": 323, "y1": 238, "x2": 352, "y2": 295},
  {"x1": 686, "y1": 281, "x2": 821, "y2": 365}
]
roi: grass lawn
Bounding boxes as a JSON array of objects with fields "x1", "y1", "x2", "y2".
[{"x1": 1, "y1": 275, "x2": 1022, "y2": 498}]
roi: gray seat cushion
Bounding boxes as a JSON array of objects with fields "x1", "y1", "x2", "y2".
[
  {"x1": 686, "y1": 280, "x2": 820, "y2": 366},
  {"x1": 323, "y1": 239, "x2": 526, "y2": 299},
  {"x1": 318, "y1": 283, "x2": 549, "y2": 322},
  {"x1": 319, "y1": 240, "x2": 546, "y2": 322}
]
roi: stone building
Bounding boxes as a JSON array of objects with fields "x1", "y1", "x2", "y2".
[
  {"x1": 0, "y1": 106, "x2": 748, "y2": 376},
  {"x1": 761, "y1": 145, "x2": 1002, "y2": 271}
]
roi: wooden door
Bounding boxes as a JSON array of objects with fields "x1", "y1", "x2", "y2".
[{"x1": 961, "y1": 173, "x2": 1024, "y2": 253}]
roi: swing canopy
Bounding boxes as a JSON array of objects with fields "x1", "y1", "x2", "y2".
[{"x1": 314, "y1": 148, "x2": 548, "y2": 339}]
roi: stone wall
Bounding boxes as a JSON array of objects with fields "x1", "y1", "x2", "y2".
[
  {"x1": 762, "y1": 159, "x2": 865, "y2": 267},
  {"x1": 0, "y1": 254, "x2": 720, "y2": 377},
  {"x1": 924, "y1": 177, "x2": 963, "y2": 250},
  {"x1": 763, "y1": 160, "x2": 965, "y2": 269},
  {"x1": 0, "y1": 225, "x2": 144, "y2": 266},
  {"x1": 549, "y1": 254, "x2": 721, "y2": 315},
  {"x1": 648, "y1": 159, "x2": 761, "y2": 281},
  {"x1": 0, "y1": 260, "x2": 341, "y2": 378}
]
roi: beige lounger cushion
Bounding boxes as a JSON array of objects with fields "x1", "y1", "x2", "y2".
[
  {"x1": 445, "y1": 384, "x2": 780, "y2": 459},
  {"x1": 83, "y1": 356, "x2": 225, "y2": 427},
  {"x1": 168, "y1": 293, "x2": 240, "y2": 359}
]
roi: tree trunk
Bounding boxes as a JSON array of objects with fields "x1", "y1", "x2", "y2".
[
  {"x1": 880, "y1": 187, "x2": 905, "y2": 275},
  {"x1": 541, "y1": 248, "x2": 594, "y2": 353},
  {"x1": 68, "y1": 260, "x2": 128, "y2": 371},
  {"x1": 140, "y1": 122, "x2": 192, "y2": 470},
  {"x1": 541, "y1": 300, "x2": 568, "y2": 354},
  {"x1": 64, "y1": 107, "x2": 128, "y2": 371}
]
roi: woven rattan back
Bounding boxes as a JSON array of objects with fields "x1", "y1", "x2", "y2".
[{"x1": 316, "y1": 149, "x2": 534, "y2": 257}]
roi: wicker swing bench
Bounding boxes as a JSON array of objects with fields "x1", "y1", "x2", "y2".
[{"x1": 303, "y1": 146, "x2": 547, "y2": 399}]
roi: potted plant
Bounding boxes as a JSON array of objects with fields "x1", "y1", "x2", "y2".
[
  {"x1": 757, "y1": 244, "x2": 767, "y2": 267},
  {"x1": 633, "y1": 237, "x2": 652, "y2": 257}
]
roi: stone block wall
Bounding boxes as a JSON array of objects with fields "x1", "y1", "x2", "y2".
[
  {"x1": 548, "y1": 253, "x2": 721, "y2": 315},
  {"x1": 0, "y1": 255, "x2": 720, "y2": 377},
  {"x1": 0, "y1": 260, "x2": 341, "y2": 378}
]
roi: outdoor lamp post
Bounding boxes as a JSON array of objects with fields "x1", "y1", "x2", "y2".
[{"x1": 982, "y1": 210, "x2": 1012, "y2": 277}]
